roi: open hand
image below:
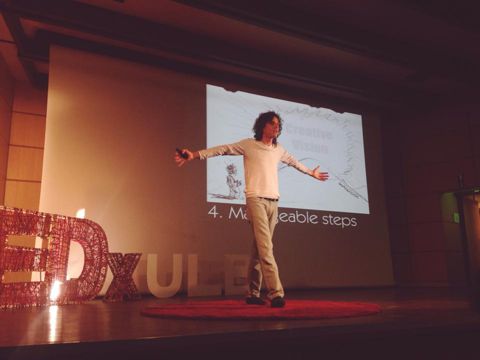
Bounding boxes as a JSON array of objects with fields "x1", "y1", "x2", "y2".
[{"x1": 311, "y1": 166, "x2": 329, "y2": 181}]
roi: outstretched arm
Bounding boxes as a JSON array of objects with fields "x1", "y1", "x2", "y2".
[
  {"x1": 175, "y1": 141, "x2": 246, "y2": 167},
  {"x1": 281, "y1": 150, "x2": 329, "y2": 181}
]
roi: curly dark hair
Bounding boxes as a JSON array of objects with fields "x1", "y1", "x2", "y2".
[{"x1": 252, "y1": 111, "x2": 282, "y2": 145}]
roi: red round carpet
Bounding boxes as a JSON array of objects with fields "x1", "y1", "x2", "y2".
[{"x1": 141, "y1": 300, "x2": 381, "y2": 320}]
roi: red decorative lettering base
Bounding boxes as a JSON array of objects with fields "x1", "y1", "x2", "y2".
[
  {"x1": 104, "y1": 253, "x2": 141, "y2": 302},
  {"x1": 0, "y1": 206, "x2": 109, "y2": 309}
]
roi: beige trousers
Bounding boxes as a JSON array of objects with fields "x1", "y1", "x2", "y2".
[{"x1": 246, "y1": 197, "x2": 284, "y2": 300}]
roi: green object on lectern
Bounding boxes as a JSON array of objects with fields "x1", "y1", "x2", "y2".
[{"x1": 453, "y1": 212, "x2": 460, "y2": 223}]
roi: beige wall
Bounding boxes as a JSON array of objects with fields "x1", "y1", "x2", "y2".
[{"x1": 41, "y1": 46, "x2": 393, "y2": 294}]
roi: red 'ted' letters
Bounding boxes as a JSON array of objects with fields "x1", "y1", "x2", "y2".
[{"x1": 0, "y1": 206, "x2": 108, "y2": 309}]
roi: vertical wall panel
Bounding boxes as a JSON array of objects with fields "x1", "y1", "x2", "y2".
[
  {"x1": 408, "y1": 222, "x2": 446, "y2": 253},
  {"x1": 2, "y1": 81, "x2": 47, "y2": 283},
  {"x1": 12, "y1": 81, "x2": 47, "y2": 115},
  {"x1": 4, "y1": 180, "x2": 41, "y2": 210},
  {"x1": 6, "y1": 146, "x2": 44, "y2": 181},
  {"x1": 411, "y1": 252, "x2": 448, "y2": 284},
  {"x1": 4, "y1": 81, "x2": 47, "y2": 212},
  {"x1": 385, "y1": 194, "x2": 408, "y2": 224},
  {"x1": 446, "y1": 252, "x2": 468, "y2": 286},
  {"x1": 10, "y1": 112, "x2": 46, "y2": 147},
  {"x1": 382, "y1": 96, "x2": 480, "y2": 287},
  {"x1": 391, "y1": 253, "x2": 413, "y2": 285},
  {"x1": 0, "y1": 55, "x2": 14, "y2": 204},
  {"x1": 388, "y1": 225, "x2": 410, "y2": 253},
  {"x1": 0, "y1": 99, "x2": 11, "y2": 204},
  {"x1": 406, "y1": 194, "x2": 443, "y2": 223}
]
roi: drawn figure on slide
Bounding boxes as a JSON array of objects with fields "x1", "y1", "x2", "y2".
[{"x1": 226, "y1": 163, "x2": 242, "y2": 199}]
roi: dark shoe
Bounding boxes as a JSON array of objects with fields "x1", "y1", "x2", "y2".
[
  {"x1": 270, "y1": 296, "x2": 286, "y2": 308},
  {"x1": 245, "y1": 296, "x2": 266, "y2": 305}
]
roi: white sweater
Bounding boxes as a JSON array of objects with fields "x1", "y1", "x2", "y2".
[{"x1": 199, "y1": 138, "x2": 311, "y2": 199}]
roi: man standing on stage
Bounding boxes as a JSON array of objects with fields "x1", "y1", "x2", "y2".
[{"x1": 175, "y1": 111, "x2": 329, "y2": 308}]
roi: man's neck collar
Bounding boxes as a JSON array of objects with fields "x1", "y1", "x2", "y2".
[{"x1": 261, "y1": 137, "x2": 275, "y2": 146}]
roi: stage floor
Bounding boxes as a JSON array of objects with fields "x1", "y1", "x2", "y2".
[{"x1": 1, "y1": 287, "x2": 480, "y2": 359}]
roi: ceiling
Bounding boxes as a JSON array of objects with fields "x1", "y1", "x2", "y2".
[{"x1": 1, "y1": 0, "x2": 479, "y2": 110}]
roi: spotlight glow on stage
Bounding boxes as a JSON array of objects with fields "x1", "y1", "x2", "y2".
[
  {"x1": 48, "y1": 305, "x2": 59, "y2": 342},
  {"x1": 50, "y1": 280, "x2": 63, "y2": 302},
  {"x1": 76, "y1": 208, "x2": 86, "y2": 219}
]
